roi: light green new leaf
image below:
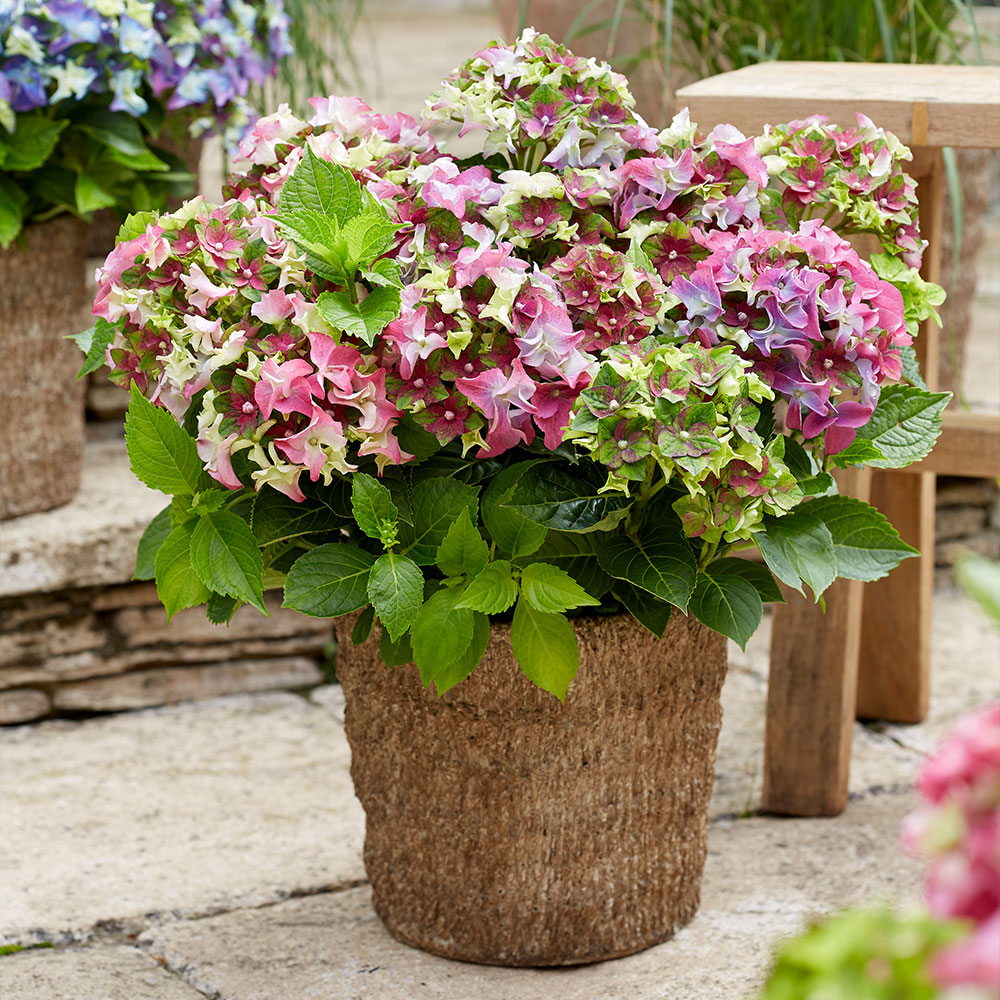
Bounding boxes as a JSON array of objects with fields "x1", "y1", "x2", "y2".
[
  {"x1": 316, "y1": 286, "x2": 401, "y2": 346},
  {"x1": 511, "y1": 598, "x2": 579, "y2": 701},
  {"x1": 411, "y1": 587, "x2": 475, "y2": 686},
  {"x1": 125, "y1": 383, "x2": 208, "y2": 496},
  {"x1": 134, "y1": 505, "x2": 172, "y2": 581},
  {"x1": 341, "y1": 214, "x2": 399, "y2": 269},
  {"x1": 520, "y1": 562, "x2": 600, "y2": 614},
  {"x1": 351, "y1": 472, "x2": 398, "y2": 547},
  {"x1": 433, "y1": 612, "x2": 490, "y2": 695},
  {"x1": 74, "y1": 172, "x2": 117, "y2": 214},
  {"x1": 190, "y1": 512, "x2": 267, "y2": 614},
  {"x1": 688, "y1": 569, "x2": 762, "y2": 650},
  {"x1": 597, "y1": 524, "x2": 696, "y2": 610},
  {"x1": 278, "y1": 146, "x2": 362, "y2": 224},
  {"x1": 0, "y1": 182, "x2": 24, "y2": 248},
  {"x1": 154, "y1": 522, "x2": 210, "y2": 621},
  {"x1": 283, "y1": 543, "x2": 376, "y2": 617},
  {"x1": 804, "y1": 496, "x2": 918, "y2": 582},
  {"x1": 456, "y1": 560, "x2": 518, "y2": 615},
  {"x1": 367, "y1": 552, "x2": 423, "y2": 641},
  {"x1": 436, "y1": 507, "x2": 489, "y2": 579},
  {"x1": 515, "y1": 531, "x2": 611, "y2": 598}
]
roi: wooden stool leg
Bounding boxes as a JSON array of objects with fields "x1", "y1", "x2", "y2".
[
  {"x1": 762, "y1": 468, "x2": 870, "y2": 817},
  {"x1": 856, "y1": 147, "x2": 942, "y2": 724}
]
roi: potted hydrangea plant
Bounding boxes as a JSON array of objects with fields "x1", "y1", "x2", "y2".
[
  {"x1": 0, "y1": 0, "x2": 290, "y2": 519},
  {"x1": 87, "y1": 30, "x2": 949, "y2": 967}
]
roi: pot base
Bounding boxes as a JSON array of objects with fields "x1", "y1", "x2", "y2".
[{"x1": 336, "y1": 611, "x2": 727, "y2": 967}]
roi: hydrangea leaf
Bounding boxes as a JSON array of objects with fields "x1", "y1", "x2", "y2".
[
  {"x1": 510, "y1": 598, "x2": 579, "y2": 701},
  {"x1": 278, "y1": 146, "x2": 362, "y2": 225},
  {"x1": 399, "y1": 477, "x2": 480, "y2": 566},
  {"x1": 613, "y1": 582, "x2": 672, "y2": 639},
  {"x1": 504, "y1": 462, "x2": 632, "y2": 532},
  {"x1": 707, "y1": 557, "x2": 785, "y2": 604},
  {"x1": 0, "y1": 182, "x2": 24, "y2": 248},
  {"x1": 849, "y1": 386, "x2": 950, "y2": 469},
  {"x1": 125, "y1": 384, "x2": 209, "y2": 496},
  {"x1": 190, "y1": 511, "x2": 267, "y2": 615},
  {"x1": 482, "y1": 461, "x2": 548, "y2": 558},
  {"x1": 756, "y1": 509, "x2": 836, "y2": 599},
  {"x1": 154, "y1": 522, "x2": 211, "y2": 622},
  {"x1": 134, "y1": 505, "x2": 172, "y2": 581},
  {"x1": 456, "y1": 560, "x2": 518, "y2": 615},
  {"x1": 75, "y1": 111, "x2": 147, "y2": 158},
  {"x1": 74, "y1": 173, "x2": 117, "y2": 214},
  {"x1": 433, "y1": 611, "x2": 490, "y2": 695},
  {"x1": 251, "y1": 484, "x2": 347, "y2": 544},
  {"x1": 411, "y1": 587, "x2": 475, "y2": 685},
  {"x1": 436, "y1": 507, "x2": 489, "y2": 579},
  {"x1": 380, "y1": 626, "x2": 413, "y2": 667},
  {"x1": 317, "y1": 287, "x2": 401, "y2": 346},
  {"x1": 367, "y1": 552, "x2": 424, "y2": 641},
  {"x1": 597, "y1": 524, "x2": 697, "y2": 611},
  {"x1": 206, "y1": 592, "x2": 239, "y2": 625},
  {"x1": 351, "y1": 605, "x2": 376, "y2": 646},
  {"x1": 520, "y1": 562, "x2": 600, "y2": 614},
  {"x1": 72, "y1": 318, "x2": 118, "y2": 379},
  {"x1": 351, "y1": 472, "x2": 399, "y2": 547},
  {"x1": 515, "y1": 530, "x2": 611, "y2": 598},
  {"x1": 803, "y1": 496, "x2": 918, "y2": 582},
  {"x1": 688, "y1": 568, "x2": 762, "y2": 650},
  {"x1": 1, "y1": 116, "x2": 67, "y2": 171},
  {"x1": 283, "y1": 543, "x2": 376, "y2": 617}
]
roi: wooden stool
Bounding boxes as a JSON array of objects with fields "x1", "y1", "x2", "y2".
[{"x1": 678, "y1": 63, "x2": 1000, "y2": 816}]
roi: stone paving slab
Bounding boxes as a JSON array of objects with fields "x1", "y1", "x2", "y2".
[
  {"x1": 143, "y1": 791, "x2": 919, "y2": 1000},
  {"x1": 0, "y1": 693, "x2": 364, "y2": 945},
  {"x1": 0, "y1": 946, "x2": 204, "y2": 1000}
]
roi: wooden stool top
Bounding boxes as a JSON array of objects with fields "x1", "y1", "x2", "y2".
[{"x1": 676, "y1": 62, "x2": 1000, "y2": 148}]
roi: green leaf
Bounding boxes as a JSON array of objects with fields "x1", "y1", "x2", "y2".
[
  {"x1": 433, "y1": 612, "x2": 490, "y2": 695},
  {"x1": 125, "y1": 383, "x2": 208, "y2": 496},
  {"x1": 367, "y1": 552, "x2": 424, "y2": 641},
  {"x1": 380, "y1": 626, "x2": 413, "y2": 667},
  {"x1": 505, "y1": 462, "x2": 632, "y2": 531},
  {"x1": 481, "y1": 460, "x2": 548, "y2": 557},
  {"x1": 206, "y1": 592, "x2": 239, "y2": 625},
  {"x1": 72, "y1": 318, "x2": 117, "y2": 378},
  {"x1": 134, "y1": 505, "x2": 172, "y2": 580},
  {"x1": 597, "y1": 524, "x2": 697, "y2": 610},
  {"x1": 278, "y1": 146, "x2": 362, "y2": 225},
  {"x1": 351, "y1": 472, "x2": 398, "y2": 547},
  {"x1": 117, "y1": 211, "x2": 159, "y2": 243},
  {"x1": 104, "y1": 145, "x2": 169, "y2": 172},
  {"x1": 75, "y1": 111, "x2": 148, "y2": 157},
  {"x1": 190, "y1": 512, "x2": 267, "y2": 614},
  {"x1": 510, "y1": 598, "x2": 579, "y2": 701},
  {"x1": 351, "y1": 605, "x2": 376, "y2": 645},
  {"x1": 283, "y1": 543, "x2": 376, "y2": 617},
  {"x1": 411, "y1": 587, "x2": 475, "y2": 685},
  {"x1": 435, "y1": 507, "x2": 489, "y2": 578},
  {"x1": 707, "y1": 557, "x2": 785, "y2": 604},
  {"x1": 251, "y1": 484, "x2": 346, "y2": 544},
  {"x1": 688, "y1": 569, "x2": 762, "y2": 650},
  {"x1": 74, "y1": 172, "x2": 117, "y2": 214},
  {"x1": 828, "y1": 438, "x2": 886, "y2": 470},
  {"x1": 520, "y1": 562, "x2": 600, "y2": 614},
  {"x1": 341, "y1": 214, "x2": 399, "y2": 269},
  {"x1": 0, "y1": 181, "x2": 24, "y2": 247},
  {"x1": 154, "y1": 523, "x2": 210, "y2": 622},
  {"x1": 804, "y1": 496, "x2": 918, "y2": 582},
  {"x1": 613, "y1": 582, "x2": 672, "y2": 638},
  {"x1": 850, "y1": 386, "x2": 950, "y2": 469},
  {"x1": 756, "y1": 509, "x2": 836, "y2": 599},
  {"x1": 316, "y1": 286, "x2": 401, "y2": 346},
  {"x1": 516, "y1": 530, "x2": 611, "y2": 598},
  {"x1": 1, "y1": 116, "x2": 67, "y2": 171},
  {"x1": 456, "y1": 560, "x2": 519, "y2": 615},
  {"x1": 398, "y1": 477, "x2": 479, "y2": 565},
  {"x1": 899, "y1": 344, "x2": 928, "y2": 390}
]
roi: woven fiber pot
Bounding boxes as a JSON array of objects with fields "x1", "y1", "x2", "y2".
[
  {"x1": 0, "y1": 216, "x2": 88, "y2": 520},
  {"x1": 335, "y1": 610, "x2": 728, "y2": 967}
]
